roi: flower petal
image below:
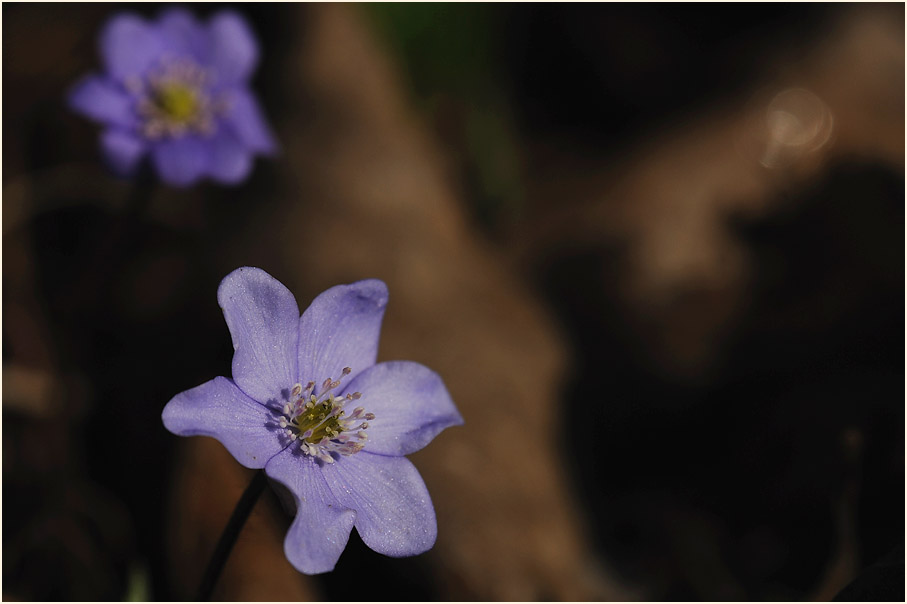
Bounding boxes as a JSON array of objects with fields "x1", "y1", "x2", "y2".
[
  {"x1": 162, "y1": 376, "x2": 283, "y2": 469},
  {"x1": 222, "y1": 89, "x2": 277, "y2": 155},
  {"x1": 68, "y1": 75, "x2": 135, "y2": 128},
  {"x1": 100, "y1": 129, "x2": 147, "y2": 176},
  {"x1": 156, "y1": 7, "x2": 209, "y2": 62},
  {"x1": 264, "y1": 448, "x2": 356, "y2": 574},
  {"x1": 321, "y1": 452, "x2": 436, "y2": 557},
  {"x1": 150, "y1": 136, "x2": 209, "y2": 187},
  {"x1": 346, "y1": 361, "x2": 463, "y2": 456},
  {"x1": 218, "y1": 267, "x2": 300, "y2": 404},
  {"x1": 207, "y1": 128, "x2": 253, "y2": 185},
  {"x1": 298, "y1": 280, "x2": 388, "y2": 391},
  {"x1": 100, "y1": 14, "x2": 163, "y2": 81},
  {"x1": 207, "y1": 11, "x2": 259, "y2": 84}
]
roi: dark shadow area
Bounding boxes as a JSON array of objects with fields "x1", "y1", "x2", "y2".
[{"x1": 541, "y1": 161, "x2": 904, "y2": 600}]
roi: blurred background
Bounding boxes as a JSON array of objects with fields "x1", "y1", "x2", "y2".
[{"x1": 3, "y1": 3, "x2": 904, "y2": 601}]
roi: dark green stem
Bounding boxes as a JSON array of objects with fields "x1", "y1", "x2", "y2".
[{"x1": 196, "y1": 470, "x2": 268, "y2": 601}]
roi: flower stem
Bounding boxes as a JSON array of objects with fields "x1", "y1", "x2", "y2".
[
  {"x1": 68, "y1": 173, "x2": 155, "y2": 309},
  {"x1": 196, "y1": 470, "x2": 268, "y2": 601}
]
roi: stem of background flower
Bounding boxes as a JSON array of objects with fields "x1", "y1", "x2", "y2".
[
  {"x1": 196, "y1": 470, "x2": 268, "y2": 601},
  {"x1": 68, "y1": 171, "x2": 156, "y2": 309}
]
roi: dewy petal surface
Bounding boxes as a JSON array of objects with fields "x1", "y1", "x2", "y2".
[
  {"x1": 347, "y1": 361, "x2": 463, "y2": 456},
  {"x1": 265, "y1": 449, "x2": 356, "y2": 574},
  {"x1": 100, "y1": 129, "x2": 147, "y2": 175},
  {"x1": 100, "y1": 14, "x2": 163, "y2": 81},
  {"x1": 68, "y1": 75, "x2": 136, "y2": 129},
  {"x1": 298, "y1": 280, "x2": 388, "y2": 390},
  {"x1": 321, "y1": 452, "x2": 437, "y2": 557},
  {"x1": 151, "y1": 137, "x2": 209, "y2": 187},
  {"x1": 218, "y1": 267, "x2": 300, "y2": 404},
  {"x1": 207, "y1": 11, "x2": 259, "y2": 84},
  {"x1": 162, "y1": 376, "x2": 283, "y2": 469}
]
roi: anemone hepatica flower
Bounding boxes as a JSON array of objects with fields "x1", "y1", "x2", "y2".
[
  {"x1": 162, "y1": 267, "x2": 463, "y2": 573},
  {"x1": 68, "y1": 8, "x2": 276, "y2": 186}
]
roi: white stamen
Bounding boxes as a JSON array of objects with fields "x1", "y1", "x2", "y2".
[{"x1": 276, "y1": 365, "x2": 374, "y2": 458}]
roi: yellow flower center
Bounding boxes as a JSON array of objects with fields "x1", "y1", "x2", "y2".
[
  {"x1": 295, "y1": 399, "x2": 346, "y2": 445},
  {"x1": 154, "y1": 82, "x2": 201, "y2": 123},
  {"x1": 277, "y1": 368, "x2": 374, "y2": 464},
  {"x1": 135, "y1": 57, "x2": 222, "y2": 140}
]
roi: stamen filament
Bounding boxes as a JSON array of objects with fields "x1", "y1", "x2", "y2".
[{"x1": 277, "y1": 367, "x2": 373, "y2": 461}]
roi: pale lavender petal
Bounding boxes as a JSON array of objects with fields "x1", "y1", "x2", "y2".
[
  {"x1": 150, "y1": 136, "x2": 209, "y2": 187},
  {"x1": 222, "y1": 88, "x2": 277, "y2": 154},
  {"x1": 162, "y1": 376, "x2": 283, "y2": 469},
  {"x1": 346, "y1": 361, "x2": 463, "y2": 456},
  {"x1": 218, "y1": 267, "x2": 300, "y2": 404},
  {"x1": 100, "y1": 129, "x2": 147, "y2": 175},
  {"x1": 67, "y1": 75, "x2": 135, "y2": 128},
  {"x1": 264, "y1": 448, "x2": 356, "y2": 574},
  {"x1": 207, "y1": 11, "x2": 258, "y2": 84},
  {"x1": 208, "y1": 128, "x2": 252, "y2": 185},
  {"x1": 100, "y1": 14, "x2": 163, "y2": 81},
  {"x1": 298, "y1": 280, "x2": 388, "y2": 391},
  {"x1": 156, "y1": 7, "x2": 209, "y2": 61},
  {"x1": 321, "y1": 452, "x2": 436, "y2": 557}
]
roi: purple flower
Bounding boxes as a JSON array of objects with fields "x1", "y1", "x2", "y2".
[
  {"x1": 68, "y1": 8, "x2": 277, "y2": 187},
  {"x1": 162, "y1": 267, "x2": 463, "y2": 573}
]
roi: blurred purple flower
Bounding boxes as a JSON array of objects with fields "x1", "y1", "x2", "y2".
[
  {"x1": 68, "y1": 8, "x2": 277, "y2": 187},
  {"x1": 162, "y1": 267, "x2": 463, "y2": 573}
]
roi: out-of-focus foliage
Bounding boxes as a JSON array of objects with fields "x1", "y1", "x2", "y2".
[{"x1": 363, "y1": 3, "x2": 524, "y2": 228}]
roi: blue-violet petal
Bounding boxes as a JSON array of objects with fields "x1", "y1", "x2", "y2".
[
  {"x1": 208, "y1": 128, "x2": 253, "y2": 185},
  {"x1": 100, "y1": 14, "x2": 163, "y2": 81},
  {"x1": 345, "y1": 361, "x2": 463, "y2": 456},
  {"x1": 100, "y1": 129, "x2": 147, "y2": 175},
  {"x1": 156, "y1": 7, "x2": 209, "y2": 63},
  {"x1": 265, "y1": 449, "x2": 356, "y2": 574},
  {"x1": 321, "y1": 452, "x2": 437, "y2": 557},
  {"x1": 207, "y1": 11, "x2": 259, "y2": 84},
  {"x1": 150, "y1": 136, "x2": 209, "y2": 187},
  {"x1": 68, "y1": 75, "x2": 135, "y2": 129},
  {"x1": 298, "y1": 279, "x2": 388, "y2": 390},
  {"x1": 222, "y1": 88, "x2": 278, "y2": 154},
  {"x1": 162, "y1": 376, "x2": 284, "y2": 469},
  {"x1": 218, "y1": 267, "x2": 300, "y2": 404}
]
